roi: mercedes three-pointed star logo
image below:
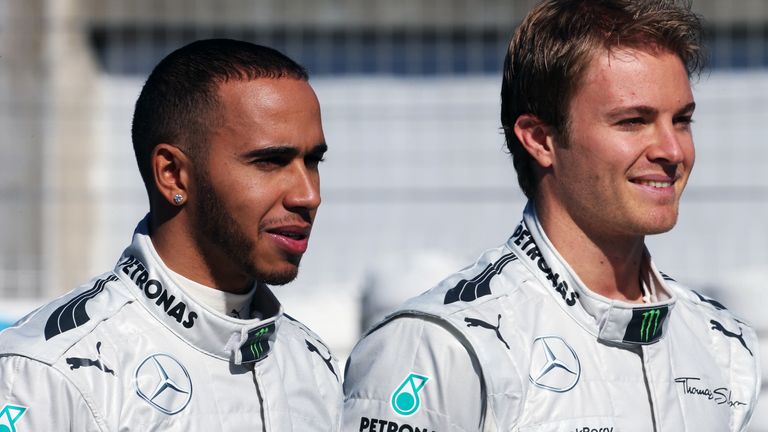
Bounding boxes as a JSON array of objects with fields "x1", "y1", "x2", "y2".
[
  {"x1": 528, "y1": 336, "x2": 581, "y2": 393},
  {"x1": 134, "y1": 353, "x2": 193, "y2": 415}
]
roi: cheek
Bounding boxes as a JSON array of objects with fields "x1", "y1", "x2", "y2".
[{"x1": 685, "y1": 142, "x2": 696, "y2": 168}]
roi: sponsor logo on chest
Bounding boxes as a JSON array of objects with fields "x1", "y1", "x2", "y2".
[
  {"x1": 358, "y1": 417, "x2": 435, "y2": 432},
  {"x1": 118, "y1": 256, "x2": 198, "y2": 329},
  {"x1": 391, "y1": 373, "x2": 429, "y2": 416},
  {"x1": 134, "y1": 353, "x2": 193, "y2": 415},
  {"x1": 674, "y1": 376, "x2": 747, "y2": 408},
  {"x1": 0, "y1": 404, "x2": 27, "y2": 432}
]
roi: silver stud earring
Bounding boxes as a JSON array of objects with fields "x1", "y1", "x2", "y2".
[{"x1": 173, "y1": 194, "x2": 184, "y2": 205}]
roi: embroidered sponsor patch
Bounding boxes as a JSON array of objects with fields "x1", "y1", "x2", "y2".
[
  {"x1": 134, "y1": 353, "x2": 193, "y2": 415},
  {"x1": 528, "y1": 336, "x2": 581, "y2": 393},
  {"x1": 239, "y1": 322, "x2": 276, "y2": 363},
  {"x1": 622, "y1": 306, "x2": 669, "y2": 344},
  {"x1": 0, "y1": 404, "x2": 27, "y2": 432},
  {"x1": 391, "y1": 373, "x2": 429, "y2": 416}
]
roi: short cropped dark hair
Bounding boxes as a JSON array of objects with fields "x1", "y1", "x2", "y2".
[
  {"x1": 500, "y1": 0, "x2": 703, "y2": 199},
  {"x1": 131, "y1": 38, "x2": 308, "y2": 193}
]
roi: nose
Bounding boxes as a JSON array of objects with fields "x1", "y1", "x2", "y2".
[
  {"x1": 647, "y1": 122, "x2": 687, "y2": 165},
  {"x1": 284, "y1": 163, "x2": 321, "y2": 214}
]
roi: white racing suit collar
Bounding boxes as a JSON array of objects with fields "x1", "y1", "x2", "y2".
[
  {"x1": 507, "y1": 202, "x2": 676, "y2": 346},
  {"x1": 112, "y1": 216, "x2": 283, "y2": 365}
]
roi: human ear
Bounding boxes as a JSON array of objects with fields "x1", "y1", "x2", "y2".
[
  {"x1": 151, "y1": 144, "x2": 191, "y2": 207},
  {"x1": 513, "y1": 114, "x2": 556, "y2": 168}
]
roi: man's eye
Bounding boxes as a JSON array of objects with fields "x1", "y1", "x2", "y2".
[
  {"x1": 618, "y1": 117, "x2": 645, "y2": 126},
  {"x1": 306, "y1": 155, "x2": 326, "y2": 167},
  {"x1": 253, "y1": 158, "x2": 289, "y2": 168},
  {"x1": 674, "y1": 115, "x2": 694, "y2": 126}
]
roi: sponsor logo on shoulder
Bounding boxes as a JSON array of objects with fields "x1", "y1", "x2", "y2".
[
  {"x1": 675, "y1": 376, "x2": 747, "y2": 408},
  {"x1": 134, "y1": 353, "x2": 193, "y2": 415},
  {"x1": 443, "y1": 253, "x2": 517, "y2": 304},
  {"x1": 306, "y1": 340, "x2": 338, "y2": 381},
  {"x1": 710, "y1": 320, "x2": 753, "y2": 356},
  {"x1": 391, "y1": 373, "x2": 429, "y2": 417},
  {"x1": 0, "y1": 404, "x2": 27, "y2": 432},
  {"x1": 510, "y1": 223, "x2": 579, "y2": 306},
  {"x1": 117, "y1": 256, "x2": 198, "y2": 329},
  {"x1": 464, "y1": 314, "x2": 510, "y2": 349},
  {"x1": 359, "y1": 417, "x2": 436, "y2": 432},
  {"x1": 66, "y1": 341, "x2": 115, "y2": 376},
  {"x1": 529, "y1": 336, "x2": 580, "y2": 393},
  {"x1": 44, "y1": 275, "x2": 118, "y2": 340}
]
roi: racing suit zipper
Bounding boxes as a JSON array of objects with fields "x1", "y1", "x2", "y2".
[
  {"x1": 252, "y1": 365, "x2": 269, "y2": 432},
  {"x1": 639, "y1": 346, "x2": 659, "y2": 432}
]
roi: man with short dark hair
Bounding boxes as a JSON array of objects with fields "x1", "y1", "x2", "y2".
[
  {"x1": 0, "y1": 39, "x2": 341, "y2": 430},
  {"x1": 342, "y1": 1, "x2": 760, "y2": 431}
]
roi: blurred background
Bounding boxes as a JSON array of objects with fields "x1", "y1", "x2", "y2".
[{"x1": 0, "y1": 0, "x2": 766, "y2": 428}]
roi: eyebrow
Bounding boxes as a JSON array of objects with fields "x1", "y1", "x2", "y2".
[
  {"x1": 240, "y1": 142, "x2": 328, "y2": 160},
  {"x1": 606, "y1": 102, "x2": 696, "y2": 119}
]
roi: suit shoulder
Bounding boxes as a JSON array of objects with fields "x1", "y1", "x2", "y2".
[
  {"x1": 394, "y1": 246, "x2": 535, "y2": 320},
  {"x1": 281, "y1": 313, "x2": 337, "y2": 357},
  {"x1": 0, "y1": 272, "x2": 132, "y2": 365},
  {"x1": 668, "y1": 279, "x2": 753, "y2": 327}
]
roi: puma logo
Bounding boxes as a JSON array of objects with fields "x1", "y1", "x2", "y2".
[
  {"x1": 306, "y1": 340, "x2": 338, "y2": 380},
  {"x1": 465, "y1": 314, "x2": 510, "y2": 350},
  {"x1": 66, "y1": 341, "x2": 115, "y2": 375},
  {"x1": 710, "y1": 320, "x2": 752, "y2": 356}
]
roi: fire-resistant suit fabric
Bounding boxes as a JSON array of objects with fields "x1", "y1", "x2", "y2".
[
  {"x1": 342, "y1": 203, "x2": 760, "y2": 432},
  {"x1": 0, "y1": 218, "x2": 342, "y2": 431}
]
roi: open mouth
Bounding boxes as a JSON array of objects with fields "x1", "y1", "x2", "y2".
[
  {"x1": 265, "y1": 226, "x2": 312, "y2": 255},
  {"x1": 631, "y1": 179, "x2": 673, "y2": 188},
  {"x1": 269, "y1": 230, "x2": 308, "y2": 240}
]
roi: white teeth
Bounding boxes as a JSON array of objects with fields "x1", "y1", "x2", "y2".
[{"x1": 635, "y1": 180, "x2": 672, "y2": 188}]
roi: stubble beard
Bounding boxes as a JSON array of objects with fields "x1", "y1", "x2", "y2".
[{"x1": 192, "y1": 171, "x2": 299, "y2": 286}]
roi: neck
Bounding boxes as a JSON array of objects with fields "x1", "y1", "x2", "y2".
[
  {"x1": 534, "y1": 199, "x2": 646, "y2": 303},
  {"x1": 149, "y1": 209, "x2": 253, "y2": 294}
]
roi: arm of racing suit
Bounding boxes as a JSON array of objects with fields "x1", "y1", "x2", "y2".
[
  {"x1": 0, "y1": 355, "x2": 103, "y2": 431},
  {"x1": 342, "y1": 316, "x2": 483, "y2": 432}
]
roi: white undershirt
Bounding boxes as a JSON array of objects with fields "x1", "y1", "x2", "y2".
[
  {"x1": 166, "y1": 268, "x2": 257, "y2": 319},
  {"x1": 640, "y1": 261, "x2": 670, "y2": 304}
]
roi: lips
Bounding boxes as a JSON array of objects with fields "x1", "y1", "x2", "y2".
[
  {"x1": 631, "y1": 179, "x2": 673, "y2": 188},
  {"x1": 265, "y1": 225, "x2": 311, "y2": 255},
  {"x1": 628, "y1": 173, "x2": 681, "y2": 202}
]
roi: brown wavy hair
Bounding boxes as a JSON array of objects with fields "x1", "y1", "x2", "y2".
[{"x1": 500, "y1": 0, "x2": 703, "y2": 199}]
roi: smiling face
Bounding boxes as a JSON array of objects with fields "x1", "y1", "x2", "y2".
[
  {"x1": 190, "y1": 78, "x2": 326, "y2": 286},
  {"x1": 545, "y1": 47, "x2": 695, "y2": 240}
]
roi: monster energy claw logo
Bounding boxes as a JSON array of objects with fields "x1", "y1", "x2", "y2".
[
  {"x1": 391, "y1": 373, "x2": 429, "y2": 417},
  {"x1": 623, "y1": 306, "x2": 668, "y2": 344},
  {"x1": 240, "y1": 322, "x2": 276, "y2": 363},
  {"x1": 249, "y1": 326, "x2": 270, "y2": 358},
  {"x1": 640, "y1": 309, "x2": 661, "y2": 342},
  {"x1": 0, "y1": 404, "x2": 27, "y2": 432}
]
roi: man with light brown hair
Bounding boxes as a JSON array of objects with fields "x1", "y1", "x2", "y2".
[{"x1": 342, "y1": 1, "x2": 760, "y2": 431}]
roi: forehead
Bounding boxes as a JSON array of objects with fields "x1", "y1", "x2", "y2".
[
  {"x1": 215, "y1": 78, "x2": 319, "y2": 120},
  {"x1": 571, "y1": 47, "x2": 692, "y2": 110},
  {"x1": 209, "y1": 78, "x2": 323, "y2": 146}
]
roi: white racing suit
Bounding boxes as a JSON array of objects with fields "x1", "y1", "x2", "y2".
[
  {"x1": 343, "y1": 204, "x2": 760, "y2": 432},
  {"x1": 0, "y1": 219, "x2": 342, "y2": 431}
]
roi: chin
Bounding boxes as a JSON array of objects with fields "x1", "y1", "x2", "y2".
[
  {"x1": 251, "y1": 263, "x2": 300, "y2": 286},
  {"x1": 636, "y1": 210, "x2": 679, "y2": 235}
]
